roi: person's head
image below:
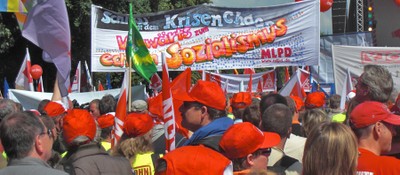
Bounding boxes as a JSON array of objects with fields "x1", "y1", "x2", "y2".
[
  {"x1": 305, "y1": 92, "x2": 325, "y2": 109},
  {"x1": 176, "y1": 80, "x2": 227, "y2": 132},
  {"x1": 260, "y1": 93, "x2": 287, "y2": 114},
  {"x1": 131, "y1": 100, "x2": 148, "y2": 113},
  {"x1": 37, "y1": 99, "x2": 50, "y2": 115},
  {"x1": 0, "y1": 112, "x2": 54, "y2": 161},
  {"x1": 96, "y1": 113, "x2": 114, "y2": 140},
  {"x1": 63, "y1": 109, "x2": 96, "y2": 148},
  {"x1": 300, "y1": 108, "x2": 329, "y2": 137},
  {"x1": 290, "y1": 95, "x2": 304, "y2": 113},
  {"x1": 43, "y1": 101, "x2": 67, "y2": 131},
  {"x1": 99, "y1": 94, "x2": 116, "y2": 115},
  {"x1": 329, "y1": 94, "x2": 341, "y2": 110},
  {"x1": 114, "y1": 113, "x2": 154, "y2": 162},
  {"x1": 220, "y1": 122, "x2": 280, "y2": 172},
  {"x1": 303, "y1": 122, "x2": 358, "y2": 175},
  {"x1": 231, "y1": 92, "x2": 252, "y2": 118},
  {"x1": 284, "y1": 96, "x2": 296, "y2": 116},
  {"x1": 231, "y1": 92, "x2": 252, "y2": 119},
  {"x1": 89, "y1": 99, "x2": 101, "y2": 119},
  {"x1": 260, "y1": 104, "x2": 293, "y2": 140},
  {"x1": 0, "y1": 99, "x2": 20, "y2": 123},
  {"x1": 243, "y1": 104, "x2": 261, "y2": 127},
  {"x1": 355, "y1": 65, "x2": 393, "y2": 103},
  {"x1": 350, "y1": 101, "x2": 400, "y2": 154}
]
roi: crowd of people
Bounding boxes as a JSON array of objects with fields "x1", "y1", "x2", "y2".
[{"x1": 0, "y1": 64, "x2": 399, "y2": 175}]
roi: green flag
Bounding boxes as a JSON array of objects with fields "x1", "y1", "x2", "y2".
[{"x1": 126, "y1": 2, "x2": 157, "y2": 82}]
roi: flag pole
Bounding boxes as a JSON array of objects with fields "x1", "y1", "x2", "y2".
[{"x1": 127, "y1": 1, "x2": 133, "y2": 112}]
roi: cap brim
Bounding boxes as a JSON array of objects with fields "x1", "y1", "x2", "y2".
[
  {"x1": 173, "y1": 91, "x2": 196, "y2": 102},
  {"x1": 383, "y1": 114, "x2": 400, "y2": 126},
  {"x1": 260, "y1": 132, "x2": 281, "y2": 149}
]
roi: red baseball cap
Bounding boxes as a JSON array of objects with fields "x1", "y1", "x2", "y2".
[
  {"x1": 43, "y1": 101, "x2": 66, "y2": 117},
  {"x1": 123, "y1": 113, "x2": 154, "y2": 137},
  {"x1": 230, "y1": 92, "x2": 252, "y2": 109},
  {"x1": 350, "y1": 101, "x2": 400, "y2": 128},
  {"x1": 174, "y1": 80, "x2": 226, "y2": 111},
  {"x1": 305, "y1": 92, "x2": 325, "y2": 108},
  {"x1": 96, "y1": 113, "x2": 114, "y2": 129},
  {"x1": 290, "y1": 95, "x2": 304, "y2": 112},
  {"x1": 219, "y1": 122, "x2": 280, "y2": 159},
  {"x1": 63, "y1": 109, "x2": 96, "y2": 145}
]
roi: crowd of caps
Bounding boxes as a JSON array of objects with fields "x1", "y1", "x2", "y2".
[{"x1": 0, "y1": 64, "x2": 400, "y2": 175}]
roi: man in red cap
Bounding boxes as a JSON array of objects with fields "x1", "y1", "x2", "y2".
[
  {"x1": 230, "y1": 92, "x2": 252, "y2": 124},
  {"x1": 175, "y1": 80, "x2": 234, "y2": 151},
  {"x1": 220, "y1": 122, "x2": 280, "y2": 174},
  {"x1": 350, "y1": 101, "x2": 400, "y2": 174},
  {"x1": 43, "y1": 101, "x2": 68, "y2": 154},
  {"x1": 155, "y1": 80, "x2": 234, "y2": 174},
  {"x1": 59, "y1": 109, "x2": 133, "y2": 175}
]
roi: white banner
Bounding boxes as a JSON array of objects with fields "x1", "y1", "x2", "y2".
[
  {"x1": 8, "y1": 85, "x2": 148, "y2": 110},
  {"x1": 205, "y1": 70, "x2": 276, "y2": 93},
  {"x1": 332, "y1": 45, "x2": 400, "y2": 97},
  {"x1": 91, "y1": 1, "x2": 319, "y2": 72}
]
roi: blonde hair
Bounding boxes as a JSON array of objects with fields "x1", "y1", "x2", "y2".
[
  {"x1": 112, "y1": 131, "x2": 153, "y2": 164},
  {"x1": 303, "y1": 122, "x2": 358, "y2": 175},
  {"x1": 301, "y1": 108, "x2": 329, "y2": 136}
]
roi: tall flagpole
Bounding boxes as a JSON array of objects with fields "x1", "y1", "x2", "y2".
[{"x1": 127, "y1": 1, "x2": 133, "y2": 112}]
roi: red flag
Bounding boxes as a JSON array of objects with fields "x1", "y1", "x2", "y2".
[
  {"x1": 284, "y1": 67, "x2": 290, "y2": 83},
  {"x1": 257, "y1": 78, "x2": 263, "y2": 93},
  {"x1": 299, "y1": 69, "x2": 311, "y2": 92},
  {"x1": 15, "y1": 48, "x2": 34, "y2": 91},
  {"x1": 112, "y1": 69, "x2": 129, "y2": 147},
  {"x1": 150, "y1": 73, "x2": 162, "y2": 91},
  {"x1": 162, "y1": 53, "x2": 176, "y2": 152},
  {"x1": 243, "y1": 68, "x2": 255, "y2": 74},
  {"x1": 98, "y1": 80, "x2": 104, "y2": 91},
  {"x1": 170, "y1": 69, "x2": 191, "y2": 138},
  {"x1": 37, "y1": 76, "x2": 44, "y2": 92},
  {"x1": 279, "y1": 70, "x2": 306, "y2": 99},
  {"x1": 246, "y1": 73, "x2": 253, "y2": 93}
]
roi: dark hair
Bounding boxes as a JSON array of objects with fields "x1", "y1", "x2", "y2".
[
  {"x1": 188, "y1": 101, "x2": 226, "y2": 120},
  {"x1": 0, "y1": 112, "x2": 44, "y2": 159},
  {"x1": 260, "y1": 104, "x2": 292, "y2": 138},
  {"x1": 232, "y1": 149, "x2": 263, "y2": 171},
  {"x1": 284, "y1": 96, "x2": 296, "y2": 116},
  {"x1": 243, "y1": 104, "x2": 261, "y2": 127},
  {"x1": 0, "y1": 99, "x2": 19, "y2": 122},
  {"x1": 37, "y1": 99, "x2": 50, "y2": 115},
  {"x1": 99, "y1": 95, "x2": 116, "y2": 114},
  {"x1": 260, "y1": 94, "x2": 288, "y2": 114},
  {"x1": 329, "y1": 94, "x2": 341, "y2": 109}
]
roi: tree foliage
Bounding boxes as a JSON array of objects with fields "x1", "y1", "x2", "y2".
[{"x1": 0, "y1": 0, "x2": 211, "y2": 93}]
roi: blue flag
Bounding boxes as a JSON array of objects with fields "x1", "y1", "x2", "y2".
[
  {"x1": 3, "y1": 78, "x2": 10, "y2": 99},
  {"x1": 106, "y1": 73, "x2": 112, "y2": 90}
]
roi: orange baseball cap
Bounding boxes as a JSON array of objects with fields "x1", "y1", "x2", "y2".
[
  {"x1": 174, "y1": 80, "x2": 226, "y2": 110},
  {"x1": 305, "y1": 92, "x2": 325, "y2": 108},
  {"x1": 123, "y1": 113, "x2": 154, "y2": 137},
  {"x1": 43, "y1": 101, "x2": 66, "y2": 117},
  {"x1": 230, "y1": 92, "x2": 252, "y2": 109},
  {"x1": 96, "y1": 113, "x2": 114, "y2": 129},
  {"x1": 63, "y1": 109, "x2": 96, "y2": 145},
  {"x1": 290, "y1": 95, "x2": 304, "y2": 112},
  {"x1": 350, "y1": 101, "x2": 400, "y2": 128},
  {"x1": 220, "y1": 122, "x2": 280, "y2": 159}
]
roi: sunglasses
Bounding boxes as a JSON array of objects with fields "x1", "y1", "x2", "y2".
[{"x1": 259, "y1": 148, "x2": 272, "y2": 155}]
